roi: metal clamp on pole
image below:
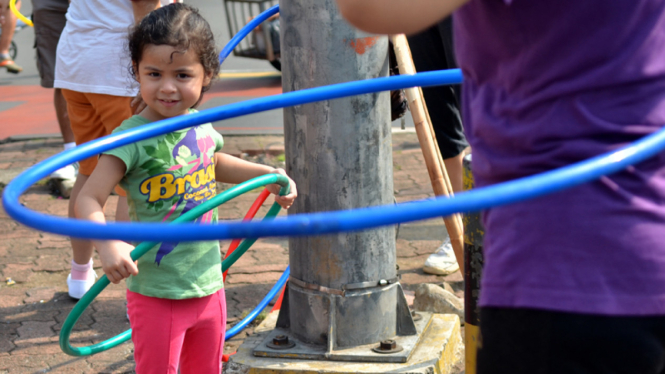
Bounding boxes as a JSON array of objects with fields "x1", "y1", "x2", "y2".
[
  {"x1": 342, "y1": 276, "x2": 400, "y2": 292},
  {"x1": 289, "y1": 276, "x2": 401, "y2": 297},
  {"x1": 288, "y1": 276, "x2": 345, "y2": 296}
]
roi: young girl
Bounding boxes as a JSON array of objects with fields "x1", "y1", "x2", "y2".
[{"x1": 75, "y1": 4, "x2": 297, "y2": 373}]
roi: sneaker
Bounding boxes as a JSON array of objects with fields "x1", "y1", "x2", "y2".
[
  {"x1": 50, "y1": 163, "x2": 78, "y2": 180},
  {"x1": 67, "y1": 271, "x2": 98, "y2": 300},
  {"x1": 0, "y1": 57, "x2": 22, "y2": 74},
  {"x1": 50, "y1": 163, "x2": 78, "y2": 198},
  {"x1": 423, "y1": 237, "x2": 460, "y2": 275}
]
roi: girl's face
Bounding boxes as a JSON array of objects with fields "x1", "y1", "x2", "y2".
[{"x1": 135, "y1": 44, "x2": 212, "y2": 121}]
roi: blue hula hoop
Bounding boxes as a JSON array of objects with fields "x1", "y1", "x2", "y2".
[
  {"x1": 4, "y1": 68, "x2": 665, "y2": 241},
  {"x1": 219, "y1": 4, "x2": 279, "y2": 65}
]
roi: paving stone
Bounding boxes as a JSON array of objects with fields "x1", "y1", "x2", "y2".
[
  {"x1": 2, "y1": 230, "x2": 41, "y2": 240},
  {"x1": 24, "y1": 287, "x2": 59, "y2": 304},
  {"x1": 3, "y1": 310, "x2": 58, "y2": 323},
  {"x1": 400, "y1": 272, "x2": 445, "y2": 287},
  {"x1": 36, "y1": 240, "x2": 70, "y2": 250},
  {"x1": 0, "y1": 295, "x2": 24, "y2": 309},
  {"x1": 409, "y1": 239, "x2": 446, "y2": 256},
  {"x1": 227, "y1": 271, "x2": 283, "y2": 285},
  {"x1": 91, "y1": 299, "x2": 127, "y2": 318},
  {"x1": 1, "y1": 263, "x2": 34, "y2": 283},
  {"x1": 33, "y1": 256, "x2": 68, "y2": 273},
  {"x1": 0, "y1": 322, "x2": 21, "y2": 335},
  {"x1": 89, "y1": 319, "x2": 132, "y2": 344},
  {"x1": 8, "y1": 354, "x2": 92, "y2": 373},
  {"x1": 15, "y1": 321, "x2": 56, "y2": 347},
  {"x1": 53, "y1": 308, "x2": 94, "y2": 333},
  {"x1": 226, "y1": 283, "x2": 273, "y2": 312},
  {"x1": 11, "y1": 340, "x2": 63, "y2": 356},
  {"x1": 0, "y1": 220, "x2": 18, "y2": 231},
  {"x1": 0, "y1": 152, "x2": 25, "y2": 162},
  {"x1": 0, "y1": 334, "x2": 16, "y2": 354},
  {"x1": 0, "y1": 354, "x2": 50, "y2": 370},
  {"x1": 95, "y1": 286, "x2": 127, "y2": 300},
  {"x1": 396, "y1": 238, "x2": 418, "y2": 258},
  {"x1": 442, "y1": 270, "x2": 464, "y2": 284},
  {"x1": 228, "y1": 264, "x2": 287, "y2": 274},
  {"x1": 89, "y1": 359, "x2": 136, "y2": 374},
  {"x1": 87, "y1": 343, "x2": 133, "y2": 362}
]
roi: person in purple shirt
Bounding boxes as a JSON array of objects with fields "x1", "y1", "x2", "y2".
[{"x1": 337, "y1": 1, "x2": 665, "y2": 373}]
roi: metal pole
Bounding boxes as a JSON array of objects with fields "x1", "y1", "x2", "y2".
[{"x1": 279, "y1": 0, "x2": 410, "y2": 351}]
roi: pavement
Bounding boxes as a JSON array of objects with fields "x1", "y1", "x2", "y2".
[{"x1": 0, "y1": 132, "x2": 464, "y2": 373}]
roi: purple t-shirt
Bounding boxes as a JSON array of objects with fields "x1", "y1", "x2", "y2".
[{"x1": 454, "y1": 0, "x2": 665, "y2": 315}]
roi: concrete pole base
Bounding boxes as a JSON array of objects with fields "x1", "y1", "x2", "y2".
[{"x1": 226, "y1": 311, "x2": 462, "y2": 374}]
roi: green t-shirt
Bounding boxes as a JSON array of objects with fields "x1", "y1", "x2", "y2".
[{"x1": 105, "y1": 114, "x2": 224, "y2": 299}]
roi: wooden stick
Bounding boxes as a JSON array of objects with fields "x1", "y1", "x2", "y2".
[
  {"x1": 418, "y1": 86, "x2": 464, "y2": 231},
  {"x1": 390, "y1": 34, "x2": 464, "y2": 273}
]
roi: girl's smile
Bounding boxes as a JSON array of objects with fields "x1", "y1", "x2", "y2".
[{"x1": 136, "y1": 44, "x2": 212, "y2": 121}]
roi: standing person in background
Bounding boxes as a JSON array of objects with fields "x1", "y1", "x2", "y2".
[
  {"x1": 0, "y1": 0, "x2": 23, "y2": 73},
  {"x1": 337, "y1": 1, "x2": 665, "y2": 373},
  {"x1": 407, "y1": 17, "x2": 468, "y2": 276},
  {"x1": 54, "y1": 0, "x2": 161, "y2": 299},
  {"x1": 31, "y1": 0, "x2": 77, "y2": 196}
]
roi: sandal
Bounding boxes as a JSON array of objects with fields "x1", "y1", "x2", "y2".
[{"x1": 0, "y1": 57, "x2": 22, "y2": 74}]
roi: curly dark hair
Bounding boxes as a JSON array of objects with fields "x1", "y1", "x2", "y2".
[{"x1": 128, "y1": 3, "x2": 219, "y2": 106}]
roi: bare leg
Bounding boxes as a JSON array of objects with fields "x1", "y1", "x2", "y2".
[
  {"x1": 116, "y1": 196, "x2": 129, "y2": 222},
  {"x1": 0, "y1": 0, "x2": 16, "y2": 56},
  {"x1": 442, "y1": 148, "x2": 467, "y2": 194},
  {"x1": 68, "y1": 175, "x2": 94, "y2": 265},
  {"x1": 442, "y1": 149, "x2": 468, "y2": 270},
  {"x1": 0, "y1": 0, "x2": 22, "y2": 73},
  {"x1": 54, "y1": 89, "x2": 75, "y2": 144}
]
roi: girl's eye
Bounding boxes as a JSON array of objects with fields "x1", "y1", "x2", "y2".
[
  {"x1": 177, "y1": 73, "x2": 191, "y2": 79},
  {"x1": 148, "y1": 72, "x2": 160, "y2": 77}
]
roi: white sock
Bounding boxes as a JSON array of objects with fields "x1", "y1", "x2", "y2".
[{"x1": 64, "y1": 142, "x2": 76, "y2": 151}]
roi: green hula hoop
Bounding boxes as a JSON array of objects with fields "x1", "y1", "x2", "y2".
[{"x1": 59, "y1": 174, "x2": 290, "y2": 356}]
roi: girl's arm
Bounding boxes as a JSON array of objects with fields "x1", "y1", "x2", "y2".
[
  {"x1": 74, "y1": 155, "x2": 138, "y2": 284},
  {"x1": 214, "y1": 153, "x2": 298, "y2": 209},
  {"x1": 335, "y1": 0, "x2": 470, "y2": 35}
]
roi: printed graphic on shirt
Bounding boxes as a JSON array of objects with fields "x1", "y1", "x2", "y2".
[{"x1": 138, "y1": 128, "x2": 218, "y2": 265}]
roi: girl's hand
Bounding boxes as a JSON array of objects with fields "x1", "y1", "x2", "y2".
[
  {"x1": 267, "y1": 168, "x2": 298, "y2": 209},
  {"x1": 98, "y1": 241, "x2": 138, "y2": 284}
]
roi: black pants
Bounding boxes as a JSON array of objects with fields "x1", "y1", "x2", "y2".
[
  {"x1": 478, "y1": 307, "x2": 665, "y2": 374},
  {"x1": 407, "y1": 18, "x2": 468, "y2": 159}
]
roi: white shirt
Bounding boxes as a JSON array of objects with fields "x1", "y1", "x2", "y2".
[{"x1": 54, "y1": 0, "x2": 178, "y2": 97}]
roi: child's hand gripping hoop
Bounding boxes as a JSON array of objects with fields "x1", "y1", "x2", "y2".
[{"x1": 58, "y1": 174, "x2": 290, "y2": 357}]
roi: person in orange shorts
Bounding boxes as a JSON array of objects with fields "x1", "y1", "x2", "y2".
[{"x1": 53, "y1": 0, "x2": 162, "y2": 299}]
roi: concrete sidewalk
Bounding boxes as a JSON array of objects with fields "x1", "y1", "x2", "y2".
[{"x1": 0, "y1": 133, "x2": 463, "y2": 373}]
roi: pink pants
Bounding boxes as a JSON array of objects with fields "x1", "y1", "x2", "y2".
[{"x1": 127, "y1": 288, "x2": 226, "y2": 374}]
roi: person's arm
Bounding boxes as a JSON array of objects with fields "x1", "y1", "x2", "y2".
[
  {"x1": 75, "y1": 155, "x2": 138, "y2": 284},
  {"x1": 335, "y1": 0, "x2": 470, "y2": 35},
  {"x1": 214, "y1": 153, "x2": 298, "y2": 209},
  {"x1": 130, "y1": 0, "x2": 160, "y2": 24}
]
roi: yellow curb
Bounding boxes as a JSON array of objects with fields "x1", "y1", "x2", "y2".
[{"x1": 218, "y1": 71, "x2": 282, "y2": 79}]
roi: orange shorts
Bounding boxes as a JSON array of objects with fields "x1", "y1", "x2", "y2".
[{"x1": 61, "y1": 89, "x2": 133, "y2": 196}]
